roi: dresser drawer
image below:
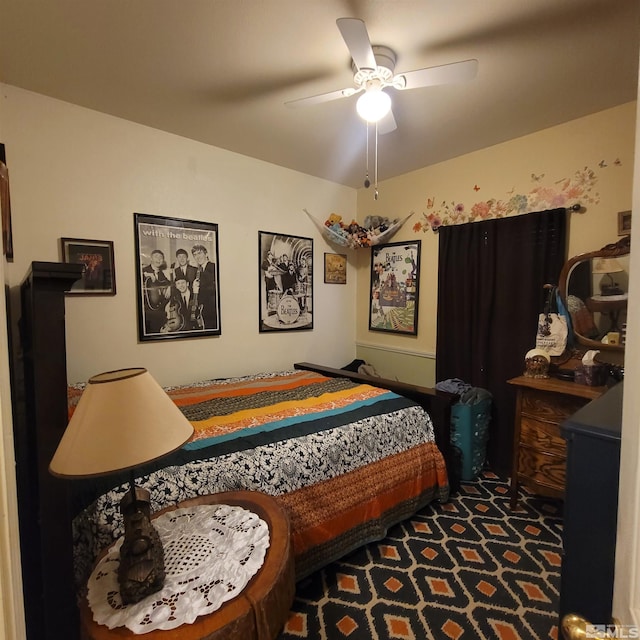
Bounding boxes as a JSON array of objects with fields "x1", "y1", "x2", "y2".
[
  {"x1": 520, "y1": 417, "x2": 566, "y2": 456},
  {"x1": 521, "y1": 389, "x2": 587, "y2": 424},
  {"x1": 518, "y1": 445, "x2": 566, "y2": 492}
]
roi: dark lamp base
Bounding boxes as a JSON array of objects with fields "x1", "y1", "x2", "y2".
[
  {"x1": 600, "y1": 285, "x2": 624, "y2": 296},
  {"x1": 117, "y1": 486, "x2": 165, "y2": 605}
]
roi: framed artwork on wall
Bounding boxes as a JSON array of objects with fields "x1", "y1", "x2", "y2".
[
  {"x1": 369, "y1": 239, "x2": 421, "y2": 335},
  {"x1": 259, "y1": 230, "x2": 313, "y2": 332},
  {"x1": 0, "y1": 144, "x2": 13, "y2": 261},
  {"x1": 324, "y1": 253, "x2": 347, "y2": 284},
  {"x1": 134, "y1": 213, "x2": 221, "y2": 341},
  {"x1": 618, "y1": 210, "x2": 631, "y2": 236},
  {"x1": 60, "y1": 237, "x2": 116, "y2": 295}
]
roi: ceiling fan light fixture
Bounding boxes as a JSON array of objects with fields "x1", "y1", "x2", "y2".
[{"x1": 356, "y1": 88, "x2": 391, "y2": 123}]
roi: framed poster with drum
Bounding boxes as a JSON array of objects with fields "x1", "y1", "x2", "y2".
[{"x1": 259, "y1": 230, "x2": 313, "y2": 332}]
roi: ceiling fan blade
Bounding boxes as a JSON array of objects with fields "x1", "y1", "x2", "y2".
[
  {"x1": 336, "y1": 17, "x2": 377, "y2": 71},
  {"x1": 210, "y1": 68, "x2": 338, "y2": 104},
  {"x1": 377, "y1": 109, "x2": 397, "y2": 135},
  {"x1": 397, "y1": 59, "x2": 478, "y2": 91},
  {"x1": 285, "y1": 86, "x2": 359, "y2": 108}
]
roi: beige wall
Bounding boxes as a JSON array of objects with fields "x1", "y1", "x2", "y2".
[
  {"x1": 1, "y1": 84, "x2": 359, "y2": 386},
  {"x1": 355, "y1": 102, "x2": 637, "y2": 386}
]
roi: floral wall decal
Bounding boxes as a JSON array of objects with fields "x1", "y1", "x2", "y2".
[{"x1": 413, "y1": 165, "x2": 606, "y2": 233}]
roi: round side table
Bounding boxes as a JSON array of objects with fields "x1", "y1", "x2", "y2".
[{"x1": 80, "y1": 491, "x2": 295, "y2": 640}]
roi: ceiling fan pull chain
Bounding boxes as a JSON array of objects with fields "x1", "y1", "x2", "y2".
[
  {"x1": 374, "y1": 121, "x2": 379, "y2": 200},
  {"x1": 364, "y1": 122, "x2": 371, "y2": 188}
]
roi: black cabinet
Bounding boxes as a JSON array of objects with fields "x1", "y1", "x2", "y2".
[{"x1": 559, "y1": 382, "x2": 622, "y2": 625}]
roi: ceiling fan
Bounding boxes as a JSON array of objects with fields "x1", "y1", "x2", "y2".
[{"x1": 285, "y1": 17, "x2": 478, "y2": 134}]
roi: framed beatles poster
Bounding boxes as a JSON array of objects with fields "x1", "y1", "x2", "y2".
[
  {"x1": 134, "y1": 213, "x2": 221, "y2": 341},
  {"x1": 369, "y1": 239, "x2": 421, "y2": 335},
  {"x1": 259, "y1": 230, "x2": 313, "y2": 332},
  {"x1": 61, "y1": 237, "x2": 116, "y2": 295}
]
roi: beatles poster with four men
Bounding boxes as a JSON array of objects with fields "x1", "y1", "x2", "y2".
[{"x1": 135, "y1": 213, "x2": 221, "y2": 341}]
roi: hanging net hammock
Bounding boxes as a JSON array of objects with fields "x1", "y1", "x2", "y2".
[{"x1": 304, "y1": 209, "x2": 414, "y2": 249}]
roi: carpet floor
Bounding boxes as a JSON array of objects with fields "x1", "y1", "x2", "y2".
[{"x1": 277, "y1": 470, "x2": 563, "y2": 640}]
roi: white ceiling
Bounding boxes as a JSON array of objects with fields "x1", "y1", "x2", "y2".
[{"x1": 1, "y1": 0, "x2": 639, "y2": 189}]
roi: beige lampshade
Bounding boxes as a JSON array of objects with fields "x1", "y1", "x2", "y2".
[
  {"x1": 592, "y1": 257, "x2": 624, "y2": 274},
  {"x1": 50, "y1": 368, "x2": 194, "y2": 479}
]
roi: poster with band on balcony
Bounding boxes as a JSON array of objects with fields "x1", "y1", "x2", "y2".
[{"x1": 134, "y1": 213, "x2": 221, "y2": 341}]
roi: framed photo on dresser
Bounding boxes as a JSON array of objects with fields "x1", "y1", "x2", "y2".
[
  {"x1": 618, "y1": 210, "x2": 631, "y2": 236},
  {"x1": 134, "y1": 213, "x2": 221, "y2": 341}
]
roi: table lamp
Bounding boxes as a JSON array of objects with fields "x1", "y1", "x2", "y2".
[
  {"x1": 49, "y1": 368, "x2": 194, "y2": 604},
  {"x1": 592, "y1": 257, "x2": 624, "y2": 296}
]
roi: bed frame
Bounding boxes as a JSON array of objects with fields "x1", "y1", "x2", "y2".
[{"x1": 14, "y1": 261, "x2": 456, "y2": 640}]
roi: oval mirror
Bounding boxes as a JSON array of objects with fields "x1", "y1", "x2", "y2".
[{"x1": 558, "y1": 236, "x2": 630, "y2": 362}]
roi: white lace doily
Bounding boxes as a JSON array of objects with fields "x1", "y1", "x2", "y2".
[{"x1": 87, "y1": 504, "x2": 270, "y2": 634}]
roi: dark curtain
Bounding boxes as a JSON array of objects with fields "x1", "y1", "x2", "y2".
[{"x1": 436, "y1": 208, "x2": 567, "y2": 476}]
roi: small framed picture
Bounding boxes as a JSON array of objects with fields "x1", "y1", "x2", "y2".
[
  {"x1": 60, "y1": 238, "x2": 116, "y2": 295},
  {"x1": 369, "y1": 240, "x2": 421, "y2": 335},
  {"x1": 0, "y1": 154, "x2": 13, "y2": 261},
  {"x1": 134, "y1": 213, "x2": 221, "y2": 341},
  {"x1": 618, "y1": 210, "x2": 631, "y2": 236},
  {"x1": 324, "y1": 253, "x2": 347, "y2": 284},
  {"x1": 259, "y1": 230, "x2": 313, "y2": 332}
]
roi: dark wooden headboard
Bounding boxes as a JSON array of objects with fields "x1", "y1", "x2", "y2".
[
  {"x1": 294, "y1": 362, "x2": 457, "y2": 482},
  {"x1": 16, "y1": 261, "x2": 83, "y2": 640}
]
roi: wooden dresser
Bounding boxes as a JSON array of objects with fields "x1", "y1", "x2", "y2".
[{"x1": 508, "y1": 375, "x2": 606, "y2": 509}]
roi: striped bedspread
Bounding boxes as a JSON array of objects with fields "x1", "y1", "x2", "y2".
[{"x1": 70, "y1": 369, "x2": 449, "y2": 585}]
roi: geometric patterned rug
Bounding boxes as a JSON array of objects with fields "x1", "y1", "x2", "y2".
[{"x1": 278, "y1": 470, "x2": 563, "y2": 640}]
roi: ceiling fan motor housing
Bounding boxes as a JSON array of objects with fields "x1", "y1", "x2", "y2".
[{"x1": 352, "y1": 45, "x2": 396, "y2": 88}]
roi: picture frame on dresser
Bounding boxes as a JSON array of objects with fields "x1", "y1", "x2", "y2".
[
  {"x1": 134, "y1": 213, "x2": 221, "y2": 341},
  {"x1": 60, "y1": 238, "x2": 116, "y2": 295},
  {"x1": 618, "y1": 209, "x2": 631, "y2": 236}
]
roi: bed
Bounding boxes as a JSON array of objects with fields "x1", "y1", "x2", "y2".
[
  {"x1": 68, "y1": 366, "x2": 450, "y2": 588},
  {"x1": 16, "y1": 261, "x2": 456, "y2": 640}
]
